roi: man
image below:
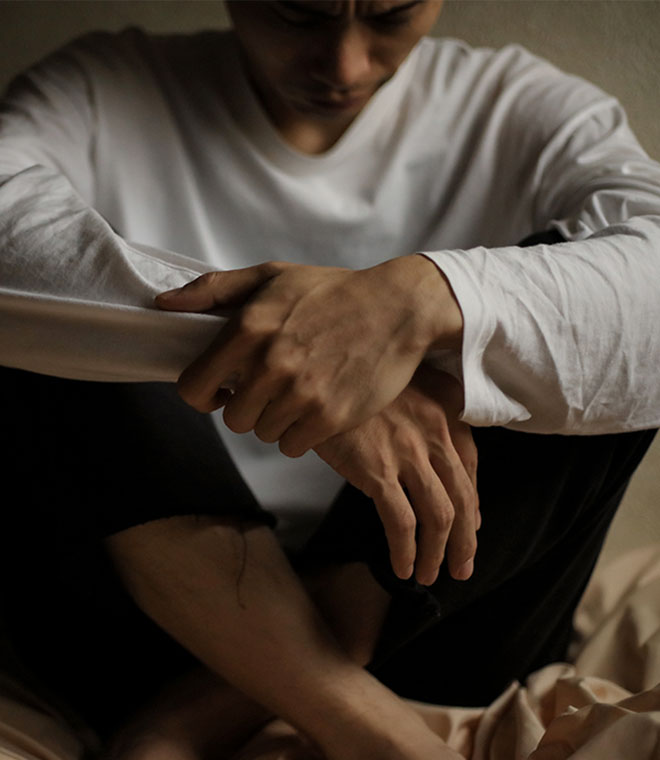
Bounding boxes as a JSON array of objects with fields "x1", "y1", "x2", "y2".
[{"x1": 1, "y1": 2, "x2": 659, "y2": 759}]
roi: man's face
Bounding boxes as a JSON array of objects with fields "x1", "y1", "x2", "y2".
[{"x1": 226, "y1": 1, "x2": 443, "y2": 125}]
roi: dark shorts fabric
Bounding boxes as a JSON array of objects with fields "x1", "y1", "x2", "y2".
[
  {"x1": 1, "y1": 230, "x2": 656, "y2": 736},
  {"x1": 2, "y1": 370, "x2": 655, "y2": 737},
  {"x1": 309, "y1": 426, "x2": 656, "y2": 706},
  {"x1": 0, "y1": 369, "x2": 276, "y2": 735}
]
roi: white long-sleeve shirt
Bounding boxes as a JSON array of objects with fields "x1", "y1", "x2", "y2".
[{"x1": 2, "y1": 29, "x2": 660, "y2": 533}]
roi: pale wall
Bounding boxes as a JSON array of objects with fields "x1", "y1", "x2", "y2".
[{"x1": 1, "y1": 0, "x2": 658, "y2": 563}]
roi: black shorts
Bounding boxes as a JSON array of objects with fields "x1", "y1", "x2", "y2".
[{"x1": 1, "y1": 364, "x2": 655, "y2": 738}]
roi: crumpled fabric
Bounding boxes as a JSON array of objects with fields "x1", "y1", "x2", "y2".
[{"x1": 3, "y1": 546, "x2": 660, "y2": 760}]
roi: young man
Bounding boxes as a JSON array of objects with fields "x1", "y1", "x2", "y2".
[{"x1": 1, "y1": 2, "x2": 659, "y2": 759}]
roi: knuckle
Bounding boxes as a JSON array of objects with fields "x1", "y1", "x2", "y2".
[
  {"x1": 369, "y1": 472, "x2": 399, "y2": 502},
  {"x1": 260, "y1": 260, "x2": 287, "y2": 277},
  {"x1": 254, "y1": 425, "x2": 278, "y2": 444},
  {"x1": 464, "y1": 453, "x2": 478, "y2": 477},
  {"x1": 291, "y1": 378, "x2": 327, "y2": 416},
  {"x1": 456, "y1": 531, "x2": 478, "y2": 555},
  {"x1": 314, "y1": 408, "x2": 341, "y2": 439},
  {"x1": 428, "y1": 504, "x2": 454, "y2": 532},
  {"x1": 455, "y1": 482, "x2": 477, "y2": 512},
  {"x1": 460, "y1": 437, "x2": 479, "y2": 468},
  {"x1": 236, "y1": 306, "x2": 269, "y2": 340},
  {"x1": 222, "y1": 404, "x2": 251, "y2": 434},
  {"x1": 279, "y1": 436, "x2": 306, "y2": 459},
  {"x1": 176, "y1": 376, "x2": 205, "y2": 412},
  {"x1": 192, "y1": 271, "x2": 220, "y2": 290},
  {"x1": 453, "y1": 539, "x2": 477, "y2": 566},
  {"x1": 264, "y1": 342, "x2": 303, "y2": 380},
  {"x1": 392, "y1": 509, "x2": 417, "y2": 537},
  {"x1": 393, "y1": 427, "x2": 423, "y2": 456}
]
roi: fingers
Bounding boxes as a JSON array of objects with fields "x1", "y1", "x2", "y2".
[
  {"x1": 155, "y1": 263, "x2": 286, "y2": 313},
  {"x1": 371, "y1": 482, "x2": 418, "y2": 581},
  {"x1": 176, "y1": 295, "x2": 297, "y2": 414},
  {"x1": 373, "y1": 460, "x2": 469, "y2": 587},
  {"x1": 363, "y1": 424, "x2": 478, "y2": 586},
  {"x1": 381, "y1": 458, "x2": 473, "y2": 587},
  {"x1": 222, "y1": 372, "x2": 286, "y2": 435},
  {"x1": 430, "y1": 436, "x2": 478, "y2": 582},
  {"x1": 254, "y1": 380, "x2": 344, "y2": 458},
  {"x1": 176, "y1": 318, "x2": 253, "y2": 412},
  {"x1": 451, "y1": 420, "x2": 481, "y2": 546},
  {"x1": 443, "y1": 479, "x2": 477, "y2": 582},
  {"x1": 224, "y1": 366, "x2": 350, "y2": 456},
  {"x1": 405, "y1": 467, "x2": 454, "y2": 587},
  {"x1": 277, "y1": 409, "x2": 348, "y2": 458}
]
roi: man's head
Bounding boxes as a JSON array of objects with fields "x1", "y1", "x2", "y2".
[{"x1": 226, "y1": 1, "x2": 443, "y2": 129}]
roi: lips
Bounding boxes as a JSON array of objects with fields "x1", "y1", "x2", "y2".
[
  {"x1": 309, "y1": 97, "x2": 363, "y2": 110},
  {"x1": 303, "y1": 90, "x2": 373, "y2": 111}
]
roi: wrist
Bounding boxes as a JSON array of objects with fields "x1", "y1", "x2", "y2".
[{"x1": 390, "y1": 253, "x2": 464, "y2": 353}]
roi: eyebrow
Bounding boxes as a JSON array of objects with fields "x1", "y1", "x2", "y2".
[{"x1": 278, "y1": 1, "x2": 425, "y2": 19}]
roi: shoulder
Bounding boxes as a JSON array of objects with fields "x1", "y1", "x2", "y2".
[
  {"x1": 400, "y1": 39, "x2": 626, "y2": 163},
  {"x1": 407, "y1": 36, "x2": 617, "y2": 135},
  {"x1": 10, "y1": 28, "x2": 232, "y2": 99}
]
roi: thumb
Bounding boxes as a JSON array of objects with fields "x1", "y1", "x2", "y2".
[{"x1": 155, "y1": 263, "x2": 283, "y2": 313}]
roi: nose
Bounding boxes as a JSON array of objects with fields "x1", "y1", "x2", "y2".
[{"x1": 311, "y1": 25, "x2": 372, "y2": 92}]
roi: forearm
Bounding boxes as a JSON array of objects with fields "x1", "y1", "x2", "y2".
[
  {"x1": 0, "y1": 166, "x2": 223, "y2": 381},
  {"x1": 424, "y1": 215, "x2": 660, "y2": 434},
  {"x1": 1, "y1": 39, "x2": 227, "y2": 382}
]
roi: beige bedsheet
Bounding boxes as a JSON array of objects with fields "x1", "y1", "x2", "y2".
[{"x1": 3, "y1": 545, "x2": 660, "y2": 760}]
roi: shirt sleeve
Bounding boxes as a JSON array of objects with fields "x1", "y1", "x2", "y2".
[
  {"x1": 423, "y1": 83, "x2": 660, "y2": 435},
  {"x1": 0, "y1": 35, "x2": 222, "y2": 382}
]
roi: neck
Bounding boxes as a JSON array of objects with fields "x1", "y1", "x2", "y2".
[{"x1": 253, "y1": 80, "x2": 359, "y2": 155}]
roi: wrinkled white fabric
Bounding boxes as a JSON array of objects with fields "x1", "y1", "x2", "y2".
[{"x1": 2, "y1": 29, "x2": 660, "y2": 529}]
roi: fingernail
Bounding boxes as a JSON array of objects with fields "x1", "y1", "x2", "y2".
[{"x1": 455, "y1": 558, "x2": 474, "y2": 581}]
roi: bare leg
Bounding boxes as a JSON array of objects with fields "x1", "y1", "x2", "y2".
[
  {"x1": 105, "y1": 561, "x2": 388, "y2": 760},
  {"x1": 103, "y1": 667, "x2": 269, "y2": 760},
  {"x1": 105, "y1": 516, "x2": 458, "y2": 760},
  {"x1": 303, "y1": 561, "x2": 391, "y2": 667}
]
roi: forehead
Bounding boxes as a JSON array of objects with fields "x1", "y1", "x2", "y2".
[{"x1": 279, "y1": 1, "x2": 424, "y2": 17}]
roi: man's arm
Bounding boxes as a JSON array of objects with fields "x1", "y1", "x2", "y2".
[
  {"x1": 155, "y1": 254, "x2": 463, "y2": 457},
  {"x1": 423, "y1": 86, "x2": 660, "y2": 435},
  {"x1": 158, "y1": 84, "x2": 660, "y2": 439},
  {"x1": 0, "y1": 35, "x2": 224, "y2": 382},
  {"x1": 155, "y1": 255, "x2": 478, "y2": 586},
  {"x1": 1, "y1": 37, "x2": 477, "y2": 588}
]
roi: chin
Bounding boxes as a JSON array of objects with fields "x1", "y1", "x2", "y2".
[
  {"x1": 289, "y1": 92, "x2": 373, "y2": 120},
  {"x1": 299, "y1": 103, "x2": 365, "y2": 122}
]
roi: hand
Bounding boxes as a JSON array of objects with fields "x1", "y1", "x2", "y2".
[
  {"x1": 156, "y1": 256, "x2": 462, "y2": 457},
  {"x1": 314, "y1": 367, "x2": 479, "y2": 586}
]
